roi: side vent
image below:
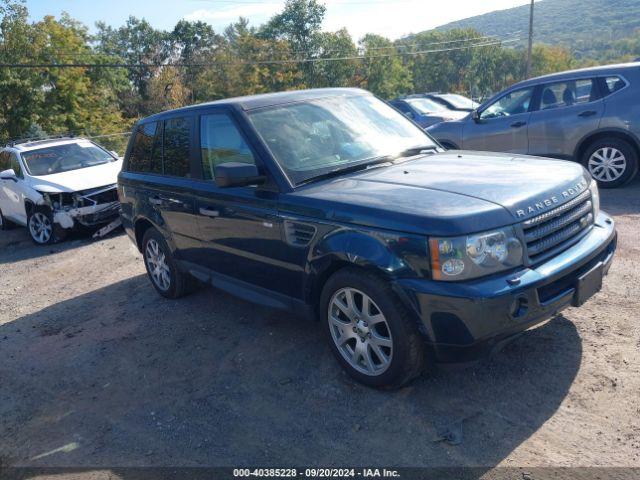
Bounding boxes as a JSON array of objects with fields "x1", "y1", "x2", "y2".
[{"x1": 284, "y1": 220, "x2": 317, "y2": 247}]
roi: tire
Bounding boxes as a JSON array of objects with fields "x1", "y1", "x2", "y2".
[
  {"x1": 581, "y1": 138, "x2": 639, "y2": 188},
  {"x1": 320, "y1": 267, "x2": 425, "y2": 389},
  {"x1": 141, "y1": 227, "x2": 198, "y2": 299},
  {"x1": 27, "y1": 208, "x2": 66, "y2": 244}
]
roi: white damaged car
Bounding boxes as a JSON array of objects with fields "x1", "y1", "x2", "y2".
[{"x1": 0, "y1": 137, "x2": 122, "y2": 244}]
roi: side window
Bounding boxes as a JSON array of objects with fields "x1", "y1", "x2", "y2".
[
  {"x1": 480, "y1": 87, "x2": 534, "y2": 119},
  {"x1": 539, "y1": 79, "x2": 597, "y2": 110},
  {"x1": 392, "y1": 101, "x2": 411, "y2": 114},
  {"x1": 200, "y1": 114, "x2": 256, "y2": 181},
  {"x1": 0, "y1": 151, "x2": 10, "y2": 171},
  {"x1": 602, "y1": 76, "x2": 626, "y2": 96},
  {"x1": 163, "y1": 117, "x2": 192, "y2": 177},
  {"x1": 10, "y1": 153, "x2": 23, "y2": 178},
  {"x1": 127, "y1": 122, "x2": 162, "y2": 174}
]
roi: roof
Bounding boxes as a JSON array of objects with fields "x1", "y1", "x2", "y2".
[
  {"x1": 7, "y1": 137, "x2": 92, "y2": 152},
  {"x1": 513, "y1": 61, "x2": 640, "y2": 89},
  {"x1": 141, "y1": 87, "x2": 371, "y2": 122}
]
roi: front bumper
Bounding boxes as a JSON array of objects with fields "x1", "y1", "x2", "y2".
[{"x1": 395, "y1": 212, "x2": 617, "y2": 362}]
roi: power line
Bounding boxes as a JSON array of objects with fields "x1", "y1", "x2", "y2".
[{"x1": 0, "y1": 37, "x2": 521, "y2": 69}]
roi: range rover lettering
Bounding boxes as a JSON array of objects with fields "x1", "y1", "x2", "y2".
[{"x1": 118, "y1": 88, "x2": 616, "y2": 388}]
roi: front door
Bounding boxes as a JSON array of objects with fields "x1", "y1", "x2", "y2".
[
  {"x1": 463, "y1": 86, "x2": 535, "y2": 154},
  {"x1": 191, "y1": 111, "x2": 286, "y2": 294}
]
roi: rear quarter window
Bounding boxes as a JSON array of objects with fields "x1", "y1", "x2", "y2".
[
  {"x1": 602, "y1": 76, "x2": 627, "y2": 96},
  {"x1": 127, "y1": 122, "x2": 162, "y2": 174}
]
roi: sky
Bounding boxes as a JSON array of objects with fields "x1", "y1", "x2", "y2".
[{"x1": 26, "y1": 0, "x2": 532, "y2": 41}]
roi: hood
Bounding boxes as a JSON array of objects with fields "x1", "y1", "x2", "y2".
[
  {"x1": 29, "y1": 159, "x2": 122, "y2": 193},
  {"x1": 285, "y1": 151, "x2": 589, "y2": 236}
]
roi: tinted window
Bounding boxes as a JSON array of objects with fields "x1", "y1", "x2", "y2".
[
  {"x1": 481, "y1": 88, "x2": 534, "y2": 119},
  {"x1": 539, "y1": 79, "x2": 597, "y2": 110},
  {"x1": 391, "y1": 101, "x2": 412, "y2": 113},
  {"x1": 128, "y1": 122, "x2": 162, "y2": 174},
  {"x1": 200, "y1": 114, "x2": 255, "y2": 180},
  {"x1": 602, "y1": 76, "x2": 626, "y2": 96},
  {"x1": 163, "y1": 117, "x2": 192, "y2": 177}
]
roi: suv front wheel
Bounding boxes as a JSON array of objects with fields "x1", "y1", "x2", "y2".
[
  {"x1": 320, "y1": 268, "x2": 425, "y2": 389},
  {"x1": 581, "y1": 138, "x2": 639, "y2": 188}
]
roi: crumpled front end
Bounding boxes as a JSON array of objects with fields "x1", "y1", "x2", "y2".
[{"x1": 39, "y1": 184, "x2": 120, "y2": 230}]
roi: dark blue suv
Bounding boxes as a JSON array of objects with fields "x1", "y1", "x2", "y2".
[{"x1": 118, "y1": 88, "x2": 616, "y2": 388}]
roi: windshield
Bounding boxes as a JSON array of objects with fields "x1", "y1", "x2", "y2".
[
  {"x1": 21, "y1": 141, "x2": 115, "y2": 176},
  {"x1": 438, "y1": 94, "x2": 476, "y2": 110},
  {"x1": 405, "y1": 98, "x2": 447, "y2": 114},
  {"x1": 248, "y1": 94, "x2": 437, "y2": 185}
]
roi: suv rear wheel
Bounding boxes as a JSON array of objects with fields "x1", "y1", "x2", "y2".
[
  {"x1": 581, "y1": 138, "x2": 638, "y2": 188},
  {"x1": 320, "y1": 268, "x2": 425, "y2": 389},
  {"x1": 142, "y1": 227, "x2": 198, "y2": 299}
]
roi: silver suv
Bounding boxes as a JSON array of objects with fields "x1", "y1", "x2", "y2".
[{"x1": 427, "y1": 62, "x2": 640, "y2": 188}]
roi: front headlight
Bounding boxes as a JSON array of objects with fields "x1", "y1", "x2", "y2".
[
  {"x1": 429, "y1": 226, "x2": 523, "y2": 281},
  {"x1": 589, "y1": 179, "x2": 600, "y2": 218}
]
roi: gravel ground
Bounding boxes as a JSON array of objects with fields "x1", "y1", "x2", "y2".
[{"x1": 0, "y1": 181, "x2": 638, "y2": 472}]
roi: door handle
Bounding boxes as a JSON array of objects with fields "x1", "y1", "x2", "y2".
[
  {"x1": 199, "y1": 207, "x2": 220, "y2": 217},
  {"x1": 149, "y1": 196, "x2": 163, "y2": 206},
  {"x1": 510, "y1": 121, "x2": 526, "y2": 128},
  {"x1": 578, "y1": 110, "x2": 597, "y2": 117}
]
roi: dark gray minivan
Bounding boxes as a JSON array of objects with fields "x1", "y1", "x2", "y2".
[{"x1": 427, "y1": 62, "x2": 640, "y2": 188}]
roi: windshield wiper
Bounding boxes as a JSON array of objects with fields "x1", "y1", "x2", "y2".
[
  {"x1": 394, "y1": 145, "x2": 439, "y2": 160},
  {"x1": 298, "y1": 157, "x2": 393, "y2": 186}
]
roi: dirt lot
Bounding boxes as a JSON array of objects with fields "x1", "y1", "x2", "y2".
[{"x1": 0, "y1": 181, "x2": 639, "y2": 472}]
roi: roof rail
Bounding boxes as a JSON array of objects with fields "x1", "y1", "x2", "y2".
[{"x1": 6, "y1": 133, "x2": 77, "y2": 148}]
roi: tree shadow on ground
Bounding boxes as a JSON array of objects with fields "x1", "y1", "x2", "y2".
[
  {"x1": 0, "y1": 226, "x2": 124, "y2": 265},
  {"x1": 0, "y1": 275, "x2": 582, "y2": 476}
]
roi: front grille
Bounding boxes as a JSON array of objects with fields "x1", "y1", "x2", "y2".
[{"x1": 521, "y1": 190, "x2": 594, "y2": 264}]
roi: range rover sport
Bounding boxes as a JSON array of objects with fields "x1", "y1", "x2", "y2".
[{"x1": 118, "y1": 88, "x2": 616, "y2": 388}]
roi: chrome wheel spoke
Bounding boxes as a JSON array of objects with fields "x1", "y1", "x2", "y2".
[
  {"x1": 589, "y1": 147, "x2": 626, "y2": 182},
  {"x1": 145, "y1": 239, "x2": 171, "y2": 291},
  {"x1": 328, "y1": 287, "x2": 393, "y2": 376}
]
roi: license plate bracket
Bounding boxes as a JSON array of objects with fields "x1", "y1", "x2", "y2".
[{"x1": 572, "y1": 262, "x2": 603, "y2": 307}]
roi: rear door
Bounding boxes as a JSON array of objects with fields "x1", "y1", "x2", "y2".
[
  {"x1": 125, "y1": 119, "x2": 201, "y2": 258},
  {"x1": 527, "y1": 77, "x2": 604, "y2": 159},
  {"x1": 190, "y1": 109, "x2": 285, "y2": 294},
  {"x1": 463, "y1": 86, "x2": 534, "y2": 154}
]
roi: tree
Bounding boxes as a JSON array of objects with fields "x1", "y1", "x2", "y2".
[
  {"x1": 357, "y1": 34, "x2": 412, "y2": 98},
  {"x1": 260, "y1": 0, "x2": 326, "y2": 86}
]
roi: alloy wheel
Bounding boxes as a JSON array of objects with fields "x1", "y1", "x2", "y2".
[
  {"x1": 145, "y1": 238, "x2": 171, "y2": 291},
  {"x1": 328, "y1": 287, "x2": 393, "y2": 376},
  {"x1": 29, "y1": 212, "x2": 53, "y2": 244},
  {"x1": 588, "y1": 147, "x2": 627, "y2": 182}
]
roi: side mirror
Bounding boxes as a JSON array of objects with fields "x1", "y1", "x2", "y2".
[
  {"x1": 471, "y1": 110, "x2": 481, "y2": 122},
  {"x1": 214, "y1": 162, "x2": 265, "y2": 188},
  {"x1": 0, "y1": 168, "x2": 17, "y2": 181}
]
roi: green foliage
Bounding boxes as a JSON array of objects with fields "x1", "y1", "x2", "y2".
[
  {"x1": 435, "y1": 0, "x2": 640, "y2": 62},
  {"x1": 0, "y1": 0, "x2": 638, "y2": 146}
]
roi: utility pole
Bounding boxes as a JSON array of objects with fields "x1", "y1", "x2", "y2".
[{"x1": 526, "y1": 0, "x2": 534, "y2": 79}]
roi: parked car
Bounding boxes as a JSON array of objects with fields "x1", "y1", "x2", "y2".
[
  {"x1": 388, "y1": 97, "x2": 467, "y2": 128},
  {"x1": 119, "y1": 88, "x2": 616, "y2": 388},
  {"x1": 427, "y1": 62, "x2": 640, "y2": 188},
  {"x1": 0, "y1": 137, "x2": 122, "y2": 244},
  {"x1": 423, "y1": 92, "x2": 478, "y2": 112}
]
